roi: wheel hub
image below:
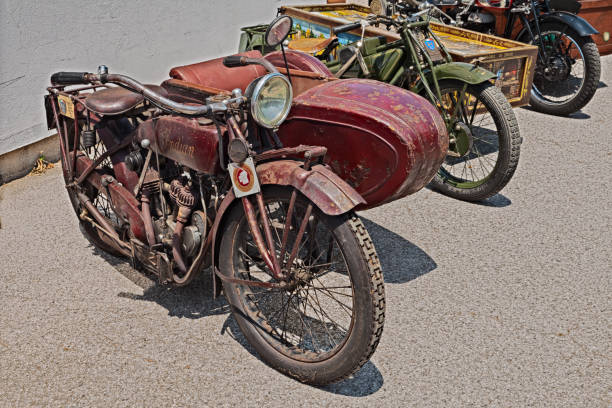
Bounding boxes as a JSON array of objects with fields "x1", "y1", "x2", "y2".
[
  {"x1": 542, "y1": 55, "x2": 571, "y2": 82},
  {"x1": 448, "y1": 122, "x2": 473, "y2": 158}
]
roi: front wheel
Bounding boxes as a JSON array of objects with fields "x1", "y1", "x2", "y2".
[
  {"x1": 526, "y1": 23, "x2": 601, "y2": 116},
  {"x1": 219, "y1": 186, "x2": 385, "y2": 385},
  {"x1": 428, "y1": 80, "x2": 521, "y2": 201}
]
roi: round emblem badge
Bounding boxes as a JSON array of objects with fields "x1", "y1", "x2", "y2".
[{"x1": 233, "y1": 165, "x2": 255, "y2": 193}]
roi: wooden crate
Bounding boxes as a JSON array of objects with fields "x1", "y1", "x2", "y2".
[{"x1": 280, "y1": 3, "x2": 538, "y2": 106}]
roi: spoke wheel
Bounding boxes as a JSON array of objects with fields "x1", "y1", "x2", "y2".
[
  {"x1": 526, "y1": 23, "x2": 600, "y2": 115},
  {"x1": 429, "y1": 80, "x2": 521, "y2": 201},
  {"x1": 219, "y1": 186, "x2": 384, "y2": 385}
]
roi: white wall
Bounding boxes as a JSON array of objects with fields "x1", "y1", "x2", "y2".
[{"x1": 0, "y1": 0, "x2": 316, "y2": 155}]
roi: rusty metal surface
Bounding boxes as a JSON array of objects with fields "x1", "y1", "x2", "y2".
[
  {"x1": 283, "y1": 70, "x2": 336, "y2": 97},
  {"x1": 169, "y1": 50, "x2": 267, "y2": 92},
  {"x1": 161, "y1": 79, "x2": 230, "y2": 104},
  {"x1": 74, "y1": 155, "x2": 147, "y2": 242},
  {"x1": 278, "y1": 78, "x2": 448, "y2": 210},
  {"x1": 135, "y1": 116, "x2": 226, "y2": 175},
  {"x1": 96, "y1": 121, "x2": 140, "y2": 193},
  {"x1": 140, "y1": 192, "x2": 157, "y2": 247},
  {"x1": 254, "y1": 144, "x2": 327, "y2": 162},
  {"x1": 209, "y1": 157, "x2": 365, "y2": 295},
  {"x1": 256, "y1": 159, "x2": 365, "y2": 215}
]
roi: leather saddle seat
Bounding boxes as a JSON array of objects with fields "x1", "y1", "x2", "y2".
[
  {"x1": 168, "y1": 50, "x2": 267, "y2": 92},
  {"x1": 288, "y1": 37, "x2": 337, "y2": 55},
  {"x1": 84, "y1": 85, "x2": 168, "y2": 115}
]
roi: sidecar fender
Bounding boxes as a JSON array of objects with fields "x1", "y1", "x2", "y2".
[
  {"x1": 209, "y1": 159, "x2": 365, "y2": 296},
  {"x1": 415, "y1": 62, "x2": 496, "y2": 93}
]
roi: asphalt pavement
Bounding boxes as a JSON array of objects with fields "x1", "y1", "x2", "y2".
[{"x1": 1, "y1": 56, "x2": 610, "y2": 407}]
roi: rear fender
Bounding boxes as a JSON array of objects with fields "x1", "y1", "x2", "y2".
[
  {"x1": 210, "y1": 159, "x2": 365, "y2": 296},
  {"x1": 414, "y1": 62, "x2": 496, "y2": 93}
]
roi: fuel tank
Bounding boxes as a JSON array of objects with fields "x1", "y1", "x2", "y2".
[
  {"x1": 134, "y1": 116, "x2": 225, "y2": 175},
  {"x1": 277, "y1": 79, "x2": 449, "y2": 209}
]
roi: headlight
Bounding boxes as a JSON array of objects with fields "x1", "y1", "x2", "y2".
[{"x1": 249, "y1": 73, "x2": 293, "y2": 129}]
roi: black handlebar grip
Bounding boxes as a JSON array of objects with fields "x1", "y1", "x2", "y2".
[
  {"x1": 223, "y1": 56, "x2": 247, "y2": 68},
  {"x1": 50, "y1": 72, "x2": 89, "y2": 85},
  {"x1": 332, "y1": 21, "x2": 362, "y2": 35}
]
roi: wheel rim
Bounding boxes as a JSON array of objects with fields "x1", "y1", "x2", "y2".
[
  {"x1": 438, "y1": 87, "x2": 499, "y2": 189},
  {"x1": 231, "y1": 193, "x2": 355, "y2": 362},
  {"x1": 532, "y1": 30, "x2": 586, "y2": 106}
]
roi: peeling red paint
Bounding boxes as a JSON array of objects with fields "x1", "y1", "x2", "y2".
[{"x1": 278, "y1": 78, "x2": 449, "y2": 209}]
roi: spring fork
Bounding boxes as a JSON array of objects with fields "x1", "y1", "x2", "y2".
[{"x1": 242, "y1": 195, "x2": 283, "y2": 278}]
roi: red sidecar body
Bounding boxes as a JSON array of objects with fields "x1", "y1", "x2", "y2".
[{"x1": 162, "y1": 50, "x2": 448, "y2": 209}]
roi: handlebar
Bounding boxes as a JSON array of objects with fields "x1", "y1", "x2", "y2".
[
  {"x1": 51, "y1": 71, "x2": 217, "y2": 116},
  {"x1": 222, "y1": 56, "x2": 278, "y2": 73},
  {"x1": 50, "y1": 72, "x2": 89, "y2": 86},
  {"x1": 51, "y1": 55, "x2": 279, "y2": 116},
  {"x1": 332, "y1": 21, "x2": 363, "y2": 35}
]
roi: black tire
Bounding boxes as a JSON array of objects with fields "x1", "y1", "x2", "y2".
[
  {"x1": 60, "y1": 119, "x2": 126, "y2": 257},
  {"x1": 428, "y1": 80, "x2": 521, "y2": 201},
  {"x1": 219, "y1": 186, "x2": 385, "y2": 385},
  {"x1": 525, "y1": 23, "x2": 601, "y2": 116}
]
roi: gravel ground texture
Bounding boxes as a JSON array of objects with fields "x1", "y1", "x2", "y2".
[{"x1": 0, "y1": 55, "x2": 610, "y2": 407}]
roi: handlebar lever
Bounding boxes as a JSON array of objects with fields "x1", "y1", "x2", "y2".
[{"x1": 222, "y1": 55, "x2": 278, "y2": 73}]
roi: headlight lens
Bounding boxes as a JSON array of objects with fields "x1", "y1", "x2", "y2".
[{"x1": 250, "y1": 73, "x2": 292, "y2": 129}]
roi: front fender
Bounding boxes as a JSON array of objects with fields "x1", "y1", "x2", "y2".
[
  {"x1": 415, "y1": 62, "x2": 495, "y2": 93},
  {"x1": 519, "y1": 12, "x2": 598, "y2": 40},
  {"x1": 209, "y1": 159, "x2": 365, "y2": 296},
  {"x1": 542, "y1": 12, "x2": 598, "y2": 36},
  {"x1": 256, "y1": 160, "x2": 366, "y2": 215}
]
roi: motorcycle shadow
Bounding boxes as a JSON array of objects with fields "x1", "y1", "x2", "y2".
[
  {"x1": 361, "y1": 217, "x2": 437, "y2": 284},
  {"x1": 103, "y1": 241, "x2": 385, "y2": 395},
  {"x1": 115, "y1": 272, "x2": 230, "y2": 319},
  {"x1": 87, "y1": 217, "x2": 437, "y2": 394},
  {"x1": 87, "y1": 240, "x2": 230, "y2": 319},
  {"x1": 520, "y1": 104, "x2": 592, "y2": 119},
  {"x1": 219, "y1": 313, "x2": 385, "y2": 396}
]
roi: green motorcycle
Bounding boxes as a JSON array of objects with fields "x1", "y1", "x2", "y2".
[{"x1": 288, "y1": 10, "x2": 522, "y2": 202}]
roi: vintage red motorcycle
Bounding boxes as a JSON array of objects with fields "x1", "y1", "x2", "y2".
[{"x1": 44, "y1": 17, "x2": 447, "y2": 384}]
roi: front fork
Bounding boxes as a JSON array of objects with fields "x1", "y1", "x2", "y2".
[{"x1": 228, "y1": 116, "x2": 315, "y2": 282}]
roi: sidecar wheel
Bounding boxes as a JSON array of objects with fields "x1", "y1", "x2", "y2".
[
  {"x1": 219, "y1": 186, "x2": 385, "y2": 385},
  {"x1": 429, "y1": 80, "x2": 521, "y2": 201}
]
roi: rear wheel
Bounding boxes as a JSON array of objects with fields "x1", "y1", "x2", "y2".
[
  {"x1": 526, "y1": 23, "x2": 601, "y2": 115},
  {"x1": 60, "y1": 119, "x2": 127, "y2": 257},
  {"x1": 219, "y1": 186, "x2": 385, "y2": 385},
  {"x1": 428, "y1": 80, "x2": 521, "y2": 201}
]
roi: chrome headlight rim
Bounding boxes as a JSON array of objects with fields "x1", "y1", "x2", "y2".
[{"x1": 250, "y1": 72, "x2": 293, "y2": 129}]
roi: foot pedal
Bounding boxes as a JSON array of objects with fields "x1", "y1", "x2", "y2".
[{"x1": 131, "y1": 239, "x2": 174, "y2": 284}]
